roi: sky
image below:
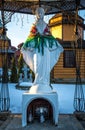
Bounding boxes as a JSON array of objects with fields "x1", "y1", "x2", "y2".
[
  {"x1": 6, "y1": 13, "x2": 53, "y2": 48},
  {"x1": 6, "y1": 10, "x2": 85, "y2": 48}
]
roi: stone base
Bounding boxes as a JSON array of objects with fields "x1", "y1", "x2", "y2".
[
  {"x1": 0, "y1": 111, "x2": 11, "y2": 121},
  {"x1": 16, "y1": 82, "x2": 32, "y2": 90},
  {"x1": 22, "y1": 92, "x2": 59, "y2": 127},
  {"x1": 74, "y1": 111, "x2": 85, "y2": 120}
]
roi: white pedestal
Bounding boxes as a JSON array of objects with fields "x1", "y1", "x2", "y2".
[{"x1": 22, "y1": 91, "x2": 59, "y2": 127}]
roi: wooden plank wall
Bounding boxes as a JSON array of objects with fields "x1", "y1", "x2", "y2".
[{"x1": 51, "y1": 49, "x2": 85, "y2": 81}]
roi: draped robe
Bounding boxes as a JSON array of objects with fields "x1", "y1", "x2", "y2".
[{"x1": 21, "y1": 23, "x2": 63, "y2": 93}]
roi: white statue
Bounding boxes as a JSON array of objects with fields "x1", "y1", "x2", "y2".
[
  {"x1": 21, "y1": 7, "x2": 63, "y2": 93},
  {"x1": 22, "y1": 64, "x2": 29, "y2": 82}
]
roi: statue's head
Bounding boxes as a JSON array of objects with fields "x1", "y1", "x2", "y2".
[{"x1": 35, "y1": 7, "x2": 45, "y2": 20}]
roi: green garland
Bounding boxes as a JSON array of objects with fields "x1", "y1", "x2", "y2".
[{"x1": 22, "y1": 35, "x2": 58, "y2": 55}]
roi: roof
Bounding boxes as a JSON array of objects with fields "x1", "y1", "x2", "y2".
[
  {"x1": 0, "y1": 0, "x2": 85, "y2": 15},
  {"x1": 49, "y1": 12, "x2": 85, "y2": 29}
]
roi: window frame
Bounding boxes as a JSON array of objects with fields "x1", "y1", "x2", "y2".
[{"x1": 63, "y1": 50, "x2": 76, "y2": 68}]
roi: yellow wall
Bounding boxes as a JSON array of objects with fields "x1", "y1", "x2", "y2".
[
  {"x1": 50, "y1": 13, "x2": 85, "y2": 81},
  {"x1": 50, "y1": 25, "x2": 62, "y2": 39}
]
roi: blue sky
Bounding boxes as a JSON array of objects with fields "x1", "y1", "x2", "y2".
[
  {"x1": 6, "y1": 10, "x2": 85, "y2": 48},
  {"x1": 6, "y1": 14, "x2": 35, "y2": 48},
  {"x1": 6, "y1": 14, "x2": 53, "y2": 48}
]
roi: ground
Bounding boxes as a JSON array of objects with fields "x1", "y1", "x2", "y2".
[{"x1": 0, "y1": 113, "x2": 85, "y2": 130}]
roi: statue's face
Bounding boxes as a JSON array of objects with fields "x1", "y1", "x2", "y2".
[{"x1": 36, "y1": 8, "x2": 44, "y2": 20}]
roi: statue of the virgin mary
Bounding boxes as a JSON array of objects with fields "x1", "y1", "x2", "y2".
[{"x1": 21, "y1": 7, "x2": 63, "y2": 93}]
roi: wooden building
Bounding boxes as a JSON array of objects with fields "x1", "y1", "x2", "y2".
[
  {"x1": 0, "y1": 20, "x2": 16, "y2": 69},
  {"x1": 49, "y1": 12, "x2": 85, "y2": 83}
]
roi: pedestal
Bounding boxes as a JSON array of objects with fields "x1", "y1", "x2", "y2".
[{"x1": 22, "y1": 91, "x2": 59, "y2": 126}]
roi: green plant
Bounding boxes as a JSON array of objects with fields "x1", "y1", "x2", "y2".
[{"x1": 10, "y1": 57, "x2": 18, "y2": 83}]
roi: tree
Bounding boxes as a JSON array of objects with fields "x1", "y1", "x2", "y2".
[
  {"x1": 17, "y1": 53, "x2": 24, "y2": 79},
  {"x1": 10, "y1": 57, "x2": 18, "y2": 83}
]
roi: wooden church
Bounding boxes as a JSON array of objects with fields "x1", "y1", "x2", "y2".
[
  {"x1": 49, "y1": 12, "x2": 85, "y2": 83},
  {"x1": 0, "y1": 20, "x2": 15, "y2": 69}
]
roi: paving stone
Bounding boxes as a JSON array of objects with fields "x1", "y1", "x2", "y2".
[{"x1": 0, "y1": 114, "x2": 85, "y2": 130}]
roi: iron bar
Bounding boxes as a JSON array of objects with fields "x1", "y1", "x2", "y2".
[
  {"x1": 0, "y1": 0, "x2": 10, "y2": 112},
  {"x1": 73, "y1": 0, "x2": 85, "y2": 112}
]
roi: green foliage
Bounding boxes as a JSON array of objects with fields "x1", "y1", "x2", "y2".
[
  {"x1": 17, "y1": 53, "x2": 24, "y2": 78},
  {"x1": 10, "y1": 57, "x2": 18, "y2": 83}
]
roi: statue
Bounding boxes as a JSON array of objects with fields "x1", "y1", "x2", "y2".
[
  {"x1": 22, "y1": 64, "x2": 29, "y2": 82},
  {"x1": 21, "y1": 7, "x2": 63, "y2": 93}
]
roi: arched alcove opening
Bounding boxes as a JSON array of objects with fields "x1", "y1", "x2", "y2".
[{"x1": 27, "y1": 98, "x2": 53, "y2": 123}]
